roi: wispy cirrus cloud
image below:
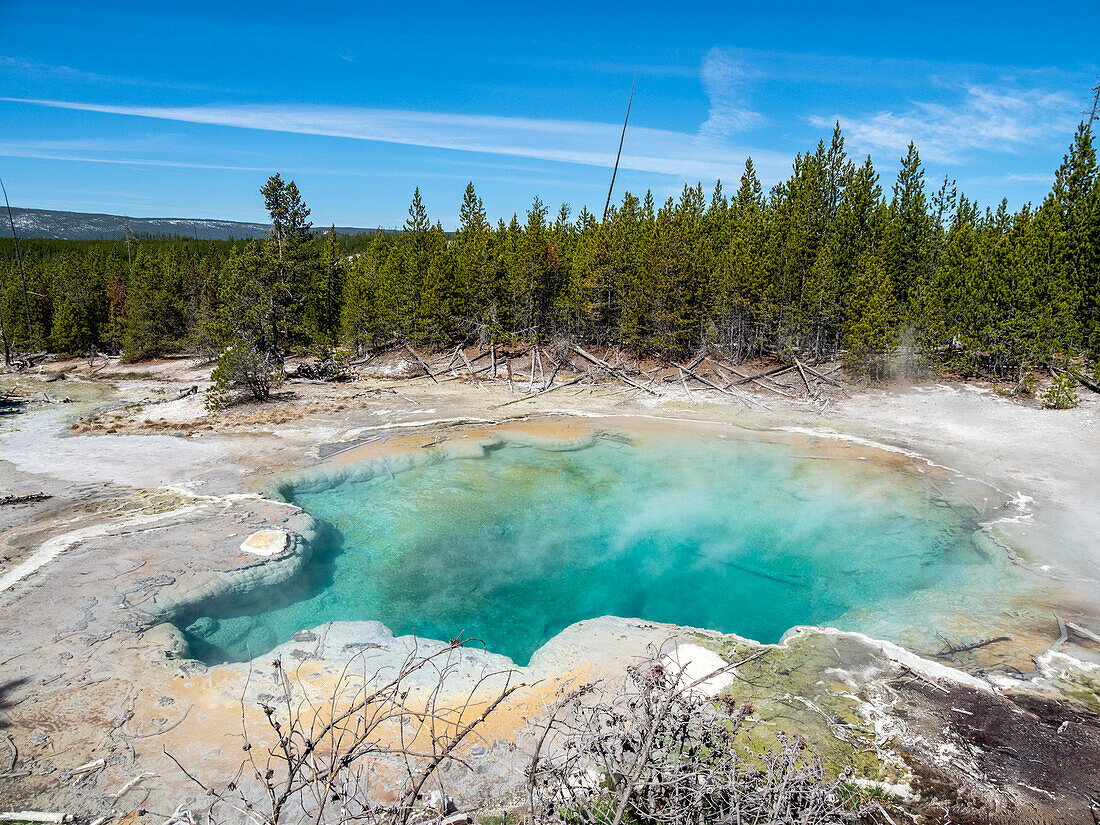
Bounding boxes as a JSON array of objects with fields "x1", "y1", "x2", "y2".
[
  {"x1": 0, "y1": 148, "x2": 270, "y2": 173},
  {"x1": 699, "y1": 48, "x2": 764, "y2": 137},
  {"x1": 0, "y1": 55, "x2": 241, "y2": 94},
  {"x1": 810, "y1": 82, "x2": 1078, "y2": 164},
  {"x1": 3, "y1": 97, "x2": 788, "y2": 184}
]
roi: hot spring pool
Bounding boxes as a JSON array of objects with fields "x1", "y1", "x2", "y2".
[{"x1": 181, "y1": 428, "x2": 1021, "y2": 665}]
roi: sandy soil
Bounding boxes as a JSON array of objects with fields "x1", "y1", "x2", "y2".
[{"x1": 1, "y1": 353, "x2": 1098, "y2": 822}]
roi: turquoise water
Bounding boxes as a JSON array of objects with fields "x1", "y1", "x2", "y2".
[{"x1": 182, "y1": 431, "x2": 1012, "y2": 665}]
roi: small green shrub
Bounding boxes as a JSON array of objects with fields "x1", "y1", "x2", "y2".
[
  {"x1": 1040, "y1": 375, "x2": 1079, "y2": 409},
  {"x1": 206, "y1": 342, "x2": 284, "y2": 409}
]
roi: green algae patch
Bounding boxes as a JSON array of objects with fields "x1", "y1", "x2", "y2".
[{"x1": 690, "y1": 630, "x2": 912, "y2": 798}]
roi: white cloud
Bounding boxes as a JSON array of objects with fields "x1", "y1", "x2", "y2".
[
  {"x1": 1005, "y1": 172, "x2": 1054, "y2": 183},
  {"x1": 2, "y1": 97, "x2": 790, "y2": 185},
  {"x1": 699, "y1": 49, "x2": 764, "y2": 138},
  {"x1": 0, "y1": 140, "x2": 269, "y2": 172},
  {"x1": 811, "y1": 83, "x2": 1077, "y2": 164},
  {"x1": 0, "y1": 55, "x2": 239, "y2": 93}
]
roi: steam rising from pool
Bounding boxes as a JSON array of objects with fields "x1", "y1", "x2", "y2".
[{"x1": 182, "y1": 430, "x2": 1018, "y2": 665}]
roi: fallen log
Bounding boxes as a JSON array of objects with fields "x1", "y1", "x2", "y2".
[
  {"x1": 440, "y1": 346, "x2": 461, "y2": 372},
  {"x1": 725, "y1": 369, "x2": 796, "y2": 398},
  {"x1": 794, "y1": 358, "x2": 816, "y2": 398},
  {"x1": 1054, "y1": 613, "x2": 1069, "y2": 652},
  {"x1": 801, "y1": 362, "x2": 851, "y2": 396},
  {"x1": 710, "y1": 360, "x2": 797, "y2": 395},
  {"x1": 0, "y1": 814, "x2": 74, "y2": 824},
  {"x1": 403, "y1": 344, "x2": 438, "y2": 383},
  {"x1": 671, "y1": 359, "x2": 766, "y2": 409},
  {"x1": 347, "y1": 338, "x2": 401, "y2": 365},
  {"x1": 493, "y1": 375, "x2": 587, "y2": 408},
  {"x1": 571, "y1": 345, "x2": 657, "y2": 395},
  {"x1": 1050, "y1": 364, "x2": 1100, "y2": 395},
  {"x1": 1067, "y1": 621, "x2": 1100, "y2": 644},
  {"x1": 70, "y1": 757, "x2": 105, "y2": 775},
  {"x1": 726, "y1": 363, "x2": 794, "y2": 384},
  {"x1": 107, "y1": 769, "x2": 154, "y2": 799},
  {"x1": 677, "y1": 367, "x2": 694, "y2": 398}
]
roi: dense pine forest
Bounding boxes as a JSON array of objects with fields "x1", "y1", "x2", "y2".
[{"x1": 2, "y1": 123, "x2": 1098, "y2": 385}]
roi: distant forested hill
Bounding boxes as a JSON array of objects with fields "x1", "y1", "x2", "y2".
[{"x1": 5, "y1": 206, "x2": 383, "y2": 240}]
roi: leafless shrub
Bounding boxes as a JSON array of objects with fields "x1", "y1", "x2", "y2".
[
  {"x1": 170, "y1": 638, "x2": 521, "y2": 825},
  {"x1": 172, "y1": 643, "x2": 865, "y2": 825},
  {"x1": 526, "y1": 646, "x2": 866, "y2": 825}
]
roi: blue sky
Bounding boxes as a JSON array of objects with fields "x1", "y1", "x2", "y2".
[{"x1": 1, "y1": 1, "x2": 1097, "y2": 229}]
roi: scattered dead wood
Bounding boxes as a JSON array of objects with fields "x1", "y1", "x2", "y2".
[
  {"x1": 897, "y1": 664, "x2": 950, "y2": 694},
  {"x1": 335, "y1": 342, "x2": 856, "y2": 412},
  {"x1": 713, "y1": 361, "x2": 798, "y2": 396},
  {"x1": 0, "y1": 813, "x2": 74, "y2": 824},
  {"x1": 0, "y1": 492, "x2": 51, "y2": 506},
  {"x1": 670, "y1": 359, "x2": 766, "y2": 409},
  {"x1": 10, "y1": 351, "x2": 47, "y2": 372},
  {"x1": 106, "y1": 771, "x2": 155, "y2": 801},
  {"x1": 685, "y1": 351, "x2": 706, "y2": 371}
]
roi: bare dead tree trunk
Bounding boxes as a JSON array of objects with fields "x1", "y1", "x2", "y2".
[{"x1": 1, "y1": 179, "x2": 33, "y2": 351}]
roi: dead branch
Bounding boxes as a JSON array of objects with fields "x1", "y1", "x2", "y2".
[
  {"x1": 933, "y1": 635, "x2": 1012, "y2": 659},
  {"x1": 1, "y1": 734, "x2": 16, "y2": 772}
]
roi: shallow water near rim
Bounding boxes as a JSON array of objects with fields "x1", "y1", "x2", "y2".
[{"x1": 183, "y1": 429, "x2": 1023, "y2": 665}]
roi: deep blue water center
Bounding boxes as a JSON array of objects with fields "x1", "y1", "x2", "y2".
[{"x1": 183, "y1": 431, "x2": 1006, "y2": 665}]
